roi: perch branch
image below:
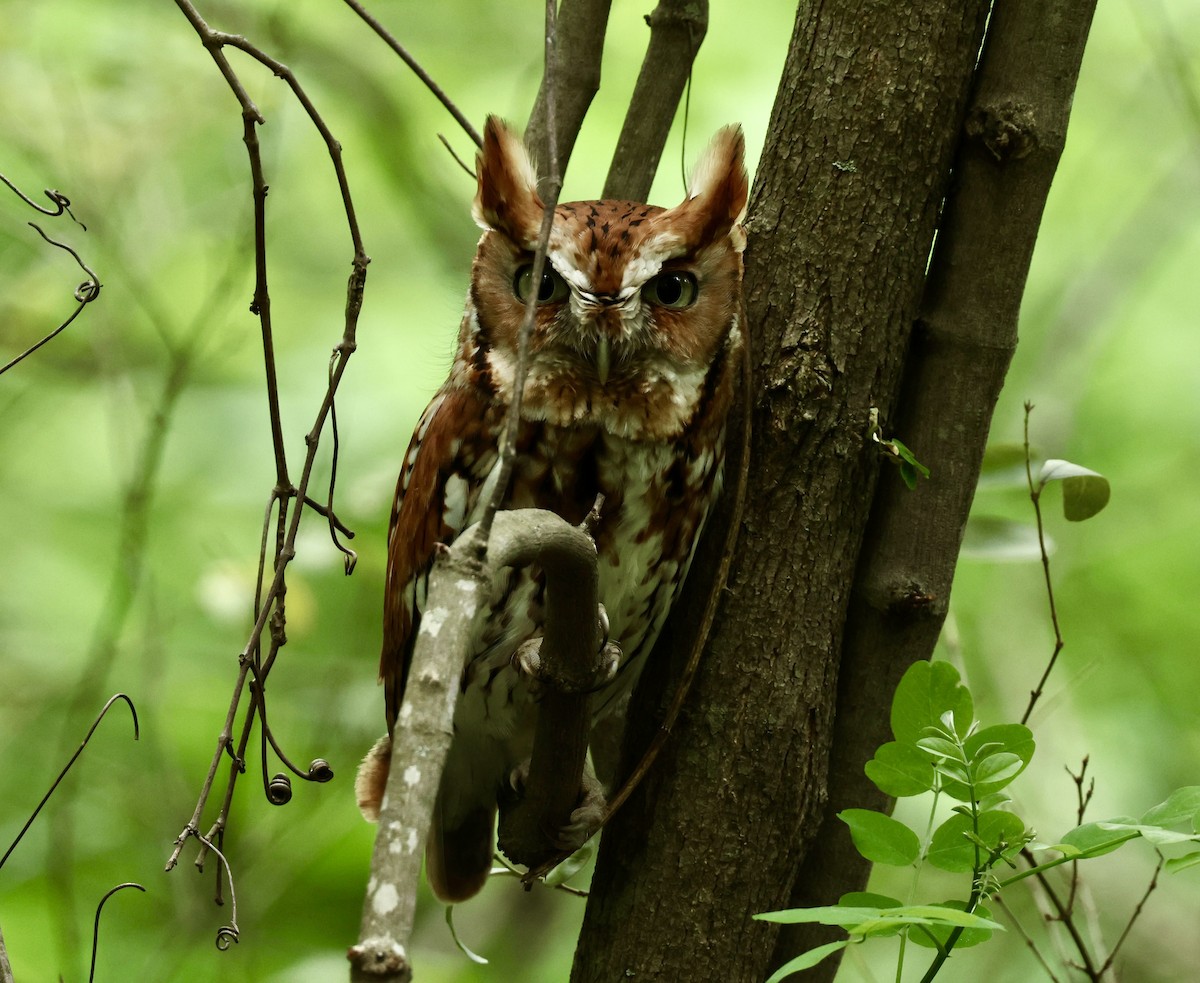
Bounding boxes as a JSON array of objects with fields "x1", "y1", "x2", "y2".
[
  {"x1": 349, "y1": 510, "x2": 601, "y2": 981},
  {"x1": 603, "y1": 0, "x2": 708, "y2": 202}
]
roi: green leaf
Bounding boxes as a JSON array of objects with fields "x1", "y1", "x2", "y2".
[
  {"x1": 916, "y1": 735, "x2": 965, "y2": 763},
  {"x1": 755, "y1": 905, "x2": 891, "y2": 928},
  {"x1": 1141, "y1": 787, "x2": 1200, "y2": 829},
  {"x1": 906, "y1": 901, "x2": 996, "y2": 950},
  {"x1": 839, "y1": 892, "x2": 902, "y2": 909},
  {"x1": 865, "y1": 741, "x2": 936, "y2": 797},
  {"x1": 961, "y1": 516, "x2": 1049, "y2": 562},
  {"x1": 1036, "y1": 459, "x2": 1111, "y2": 521},
  {"x1": 880, "y1": 436, "x2": 930, "y2": 489},
  {"x1": 763, "y1": 941, "x2": 850, "y2": 983},
  {"x1": 839, "y1": 808, "x2": 921, "y2": 866},
  {"x1": 940, "y1": 724, "x2": 1035, "y2": 802},
  {"x1": 1166, "y1": 851, "x2": 1200, "y2": 874},
  {"x1": 1097, "y1": 822, "x2": 1200, "y2": 847},
  {"x1": 927, "y1": 811, "x2": 1027, "y2": 873},
  {"x1": 891, "y1": 661, "x2": 974, "y2": 745},
  {"x1": 1056, "y1": 818, "x2": 1141, "y2": 858}
]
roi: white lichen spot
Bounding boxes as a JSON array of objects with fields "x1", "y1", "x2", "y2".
[
  {"x1": 406, "y1": 829, "x2": 419, "y2": 854},
  {"x1": 372, "y1": 882, "x2": 400, "y2": 916},
  {"x1": 403, "y1": 765, "x2": 421, "y2": 787},
  {"x1": 420, "y1": 606, "x2": 449, "y2": 638},
  {"x1": 398, "y1": 701, "x2": 413, "y2": 724},
  {"x1": 455, "y1": 578, "x2": 475, "y2": 593}
]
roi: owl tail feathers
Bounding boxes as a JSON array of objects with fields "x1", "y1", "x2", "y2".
[
  {"x1": 354, "y1": 734, "x2": 392, "y2": 822},
  {"x1": 354, "y1": 735, "x2": 495, "y2": 903},
  {"x1": 426, "y1": 798, "x2": 497, "y2": 903}
]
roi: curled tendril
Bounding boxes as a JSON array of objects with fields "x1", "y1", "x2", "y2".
[
  {"x1": 215, "y1": 926, "x2": 241, "y2": 951},
  {"x1": 90, "y1": 882, "x2": 146, "y2": 983},
  {"x1": 0, "y1": 172, "x2": 86, "y2": 228},
  {"x1": 266, "y1": 773, "x2": 293, "y2": 805},
  {"x1": 0, "y1": 220, "x2": 102, "y2": 377},
  {"x1": 1, "y1": 694, "x2": 138, "y2": 871},
  {"x1": 194, "y1": 834, "x2": 240, "y2": 951}
]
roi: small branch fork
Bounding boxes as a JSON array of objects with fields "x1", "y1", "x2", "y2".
[{"x1": 164, "y1": 0, "x2": 369, "y2": 936}]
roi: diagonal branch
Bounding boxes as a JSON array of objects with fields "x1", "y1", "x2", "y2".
[
  {"x1": 603, "y1": 0, "x2": 707, "y2": 202},
  {"x1": 525, "y1": 0, "x2": 612, "y2": 178}
]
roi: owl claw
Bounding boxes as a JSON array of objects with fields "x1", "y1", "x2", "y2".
[
  {"x1": 510, "y1": 608, "x2": 621, "y2": 691},
  {"x1": 555, "y1": 771, "x2": 606, "y2": 851}
]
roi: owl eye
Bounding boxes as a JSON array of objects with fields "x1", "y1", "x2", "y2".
[
  {"x1": 514, "y1": 264, "x2": 569, "y2": 305},
  {"x1": 642, "y1": 270, "x2": 699, "y2": 309}
]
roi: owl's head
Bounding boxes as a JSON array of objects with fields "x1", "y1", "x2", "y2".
[{"x1": 458, "y1": 116, "x2": 748, "y2": 440}]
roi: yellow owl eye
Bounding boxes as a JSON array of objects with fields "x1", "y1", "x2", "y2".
[
  {"x1": 642, "y1": 271, "x2": 698, "y2": 309},
  {"x1": 514, "y1": 264, "x2": 569, "y2": 305}
]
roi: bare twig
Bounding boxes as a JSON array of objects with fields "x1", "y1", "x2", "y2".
[
  {"x1": 89, "y1": 883, "x2": 146, "y2": 983},
  {"x1": 1021, "y1": 402, "x2": 1066, "y2": 725},
  {"x1": 526, "y1": 0, "x2": 613, "y2": 176},
  {"x1": 603, "y1": 0, "x2": 708, "y2": 202},
  {"x1": 1020, "y1": 846, "x2": 1103, "y2": 980},
  {"x1": 478, "y1": 0, "x2": 563, "y2": 537},
  {"x1": 165, "y1": 1, "x2": 369, "y2": 901},
  {"x1": 436, "y1": 133, "x2": 476, "y2": 179},
  {"x1": 992, "y1": 894, "x2": 1065, "y2": 983},
  {"x1": 1066, "y1": 756, "x2": 1094, "y2": 912},
  {"x1": 1097, "y1": 854, "x2": 1164, "y2": 979},
  {"x1": 1, "y1": 694, "x2": 139, "y2": 872},
  {"x1": 341, "y1": 0, "x2": 481, "y2": 147}
]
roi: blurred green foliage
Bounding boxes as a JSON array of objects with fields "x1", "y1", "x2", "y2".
[{"x1": 1, "y1": 0, "x2": 1197, "y2": 981}]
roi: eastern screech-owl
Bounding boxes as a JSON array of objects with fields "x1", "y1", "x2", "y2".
[{"x1": 357, "y1": 117, "x2": 748, "y2": 902}]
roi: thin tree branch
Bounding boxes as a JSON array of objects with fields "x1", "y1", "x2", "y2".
[
  {"x1": 165, "y1": 2, "x2": 369, "y2": 897},
  {"x1": 777, "y1": 0, "x2": 1099, "y2": 974},
  {"x1": 603, "y1": 0, "x2": 707, "y2": 202},
  {"x1": 341, "y1": 0, "x2": 481, "y2": 147},
  {"x1": 1022, "y1": 402, "x2": 1066, "y2": 725},
  {"x1": 526, "y1": 0, "x2": 612, "y2": 178},
  {"x1": 1097, "y1": 855, "x2": 1163, "y2": 979}
]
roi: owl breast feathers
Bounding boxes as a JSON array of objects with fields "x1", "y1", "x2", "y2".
[{"x1": 356, "y1": 116, "x2": 748, "y2": 902}]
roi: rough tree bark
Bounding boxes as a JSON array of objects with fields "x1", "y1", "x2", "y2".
[
  {"x1": 779, "y1": 0, "x2": 1100, "y2": 974},
  {"x1": 573, "y1": 1, "x2": 1000, "y2": 980}
]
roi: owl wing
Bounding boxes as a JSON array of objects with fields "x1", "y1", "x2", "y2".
[{"x1": 380, "y1": 386, "x2": 496, "y2": 732}]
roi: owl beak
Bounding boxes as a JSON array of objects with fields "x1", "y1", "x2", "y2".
[{"x1": 595, "y1": 335, "x2": 612, "y2": 386}]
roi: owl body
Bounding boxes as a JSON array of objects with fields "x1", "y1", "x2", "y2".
[{"x1": 359, "y1": 118, "x2": 748, "y2": 902}]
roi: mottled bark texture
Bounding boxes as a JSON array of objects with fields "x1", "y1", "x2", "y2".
[
  {"x1": 778, "y1": 1, "x2": 1099, "y2": 974},
  {"x1": 572, "y1": 1, "x2": 998, "y2": 980}
]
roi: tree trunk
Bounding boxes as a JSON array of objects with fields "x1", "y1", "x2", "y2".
[{"x1": 572, "y1": 1, "x2": 994, "y2": 979}]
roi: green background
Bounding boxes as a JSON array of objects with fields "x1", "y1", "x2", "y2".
[{"x1": 1, "y1": 1, "x2": 1197, "y2": 980}]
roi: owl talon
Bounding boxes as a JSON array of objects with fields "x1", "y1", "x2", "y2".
[
  {"x1": 512, "y1": 638, "x2": 544, "y2": 681},
  {"x1": 555, "y1": 770, "x2": 607, "y2": 851}
]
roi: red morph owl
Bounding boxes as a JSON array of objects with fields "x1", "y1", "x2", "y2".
[{"x1": 357, "y1": 117, "x2": 748, "y2": 902}]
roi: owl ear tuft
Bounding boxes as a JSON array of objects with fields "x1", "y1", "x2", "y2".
[
  {"x1": 660, "y1": 125, "x2": 749, "y2": 253},
  {"x1": 472, "y1": 116, "x2": 544, "y2": 248}
]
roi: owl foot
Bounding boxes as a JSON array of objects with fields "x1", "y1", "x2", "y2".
[
  {"x1": 511, "y1": 604, "x2": 621, "y2": 690},
  {"x1": 504, "y1": 761, "x2": 606, "y2": 853}
]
